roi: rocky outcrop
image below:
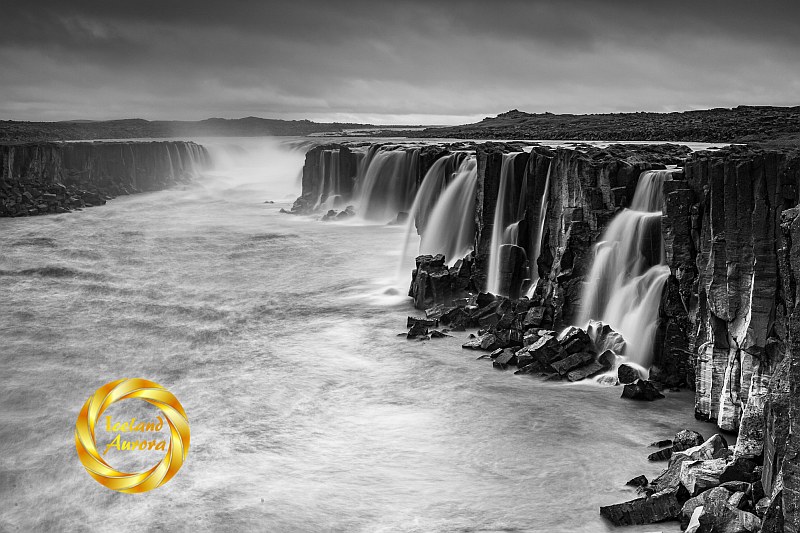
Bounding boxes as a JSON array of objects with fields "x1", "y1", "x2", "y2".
[{"x1": 0, "y1": 141, "x2": 209, "y2": 216}]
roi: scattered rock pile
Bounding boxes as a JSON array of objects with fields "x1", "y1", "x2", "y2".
[
  {"x1": 0, "y1": 178, "x2": 117, "y2": 216},
  {"x1": 404, "y1": 280, "x2": 666, "y2": 393},
  {"x1": 601, "y1": 430, "x2": 778, "y2": 532}
]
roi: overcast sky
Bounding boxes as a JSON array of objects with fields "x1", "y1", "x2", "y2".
[{"x1": 2, "y1": 1, "x2": 799, "y2": 124}]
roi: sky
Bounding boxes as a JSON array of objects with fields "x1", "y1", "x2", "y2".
[{"x1": 2, "y1": 1, "x2": 800, "y2": 125}]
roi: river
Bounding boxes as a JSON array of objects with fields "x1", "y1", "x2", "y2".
[{"x1": 0, "y1": 138, "x2": 717, "y2": 532}]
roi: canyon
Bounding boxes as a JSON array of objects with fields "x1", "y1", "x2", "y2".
[{"x1": 295, "y1": 139, "x2": 800, "y2": 531}]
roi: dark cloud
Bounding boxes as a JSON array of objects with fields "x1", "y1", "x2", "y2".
[{"x1": 2, "y1": 1, "x2": 799, "y2": 123}]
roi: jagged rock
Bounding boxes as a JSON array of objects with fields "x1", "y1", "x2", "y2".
[
  {"x1": 407, "y1": 316, "x2": 438, "y2": 328},
  {"x1": 407, "y1": 323, "x2": 428, "y2": 339},
  {"x1": 597, "y1": 350, "x2": 616, "y2": 369},
  {"x1": 429, "y1": 330, "x2": 452, "y2": 339},
  {"x1": 682, "y1": 434, "x2": 729, "y2": 461},
  {"x1": 648, "y1": 447, "x2": 673, "y2": 462},
  {"x1": 552, "y1": 351, "x2": 595, "y2": 376},
  {"x1": 728, "y1": 491, "x2": 748, "y2": 510},
  {"x1": 761, "y1": 490, "x2": 784, "y2": 532},
  {"x1": 617, "y1": 363, "x2": 641, "y2": 384},
  {"x1": 522, "y1": 307, "x2": 545, "y2": 328},
  {"x1": 566, "y1": 361, "x2": 605, "y2": 381},
  {"x1": 696, "y1": 488, "x2": 761, "y2": 532},
  {"x1": 621, "y1": 379, "x2": 664, "y2": 401},
  {"x1": 462, "y1": 333, "x2": 498, "y2": 351},
  {"x1": 626, "y1": 475, "x2": 649, "y2": 488},
  {"x1": 680, "y1": 458, "x2": 727, "y2": 496},
  {"x1": 599, "y1": 490, "x2": 681, "y2": 526},
  {"x1": 719, "y1": 457, "x2": 759, "y2": 483},
  {"x1": 651, "y1": 439, "x2": 673, "y2": 448},
  {"x1": 681, "y1": 487, "x2": 731, "y2": 529},
  {"x1": 492, "y1": 349, "x2": 517, "y2": 370},
  {"x1": 673, "y1": 430, "x2": 705, "y2": 452},
  {"x1": 559, "y1": 326, "x2": 592, "y2": 354}
]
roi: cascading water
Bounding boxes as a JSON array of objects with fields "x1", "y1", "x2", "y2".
[
  {"x1": 525, "y1": 160, "x2": 552, "y2": 297},
  {"x1": 357, "y1": 148, "x2": 419, "y2": 222},
  {"x1": 487, "y1": 153, "x2": 525, "y2": 295},
  {"x1": 418, "y1": 156, "x2": 478, "y2": 263},
  {"x1": 314, "y1": 149, "x2": 343, "y2": 210},
  {"x1": 578, "y1": 169, "x2": 676, "y2": 368}
]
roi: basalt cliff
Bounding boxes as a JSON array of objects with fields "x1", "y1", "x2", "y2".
[
  {"x1": 294, "y1": 140, "x2": 800, "y2": 530},
  {"x1": 0, "y1": 141, "x2": 209, "y2": 216}
]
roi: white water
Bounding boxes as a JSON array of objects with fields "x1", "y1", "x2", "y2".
[
  {"x1": 357, "y1": 148, "x2": 419, "y2": 222},
  {"x1": 487, "y1": 153, "x2": 524, "y2": 295},
  {"x1": 578, "y1": 170, "x2": 675, "y2": 367},
  {"x1": 0, "y1": 143, "x2": 710, "y2": 532},
  {"x1": 418, "y1": 157, "x2": 478, "y2": 264}
]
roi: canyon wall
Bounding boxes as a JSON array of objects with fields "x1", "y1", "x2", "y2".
[
  {"x1": 296, "y1": 140, "x2": 800, "y2": 527},
  {"x1": 0, "y1": 141, "x2": 209, "y2": 216}
]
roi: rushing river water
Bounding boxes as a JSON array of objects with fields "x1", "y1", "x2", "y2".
[{"x1": 0, "y1": 138, "x2": 718, "y2": 532}]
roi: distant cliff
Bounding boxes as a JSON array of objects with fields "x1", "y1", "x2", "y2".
[
  {"x1": 0, "y1": 141, "x2": 209, "y2": 216},
  {"x1": 0, "y1": 117, "x2": 375, "y2": 142},
  {"x1": 402, "y1": 106, "x2": 800, "y2": 145}
]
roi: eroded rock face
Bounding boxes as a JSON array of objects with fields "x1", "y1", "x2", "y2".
[{"x1": 0, "y1": 141, "x2": 209, "y2": 216}]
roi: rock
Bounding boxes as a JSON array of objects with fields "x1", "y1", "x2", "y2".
[
  {"x1": 650, "y1": 439, "x2": 673, "y2": 448},
  {"x1": 566, "y1": 361, "x2": 605, "y2": 381},
  {"x1": 648, "y1": 447, "x2": 673, "y2": 462},
  {"x1": 697, "y1": 488, "x2": 761, "y2": 532},
  {"x1": 559, "y1": 326, "x2": 592, "y2": 354},
  {"x1": 626, "y1": 475, "x2": 649, "y2": 488},
  {"x1": 728, "y1": 491, "x2": 747, "y2": 510},
  {"x1": 681, "y1": 434, "x2": 728, "y2": 461},
  {"x1": 673, "y1": 429, "x2": 704, "y2": 452},
  {"x1": 407, "y1": 323, "x2": 428, "y2": 339},
  {"x1": 621, "y1": 380, "x2": 664, "y2": 401},
  {"x1": 719, "y1": 457, "x2": 758, "y2": 484},
  {"x1": 680, "y1": 458, "x2": 728, "y2": 496},
  {"x1": 651, "y1": 453, "x2": 693, "y2": 494},
  {"x1": 681, "y1": 487, "x2": 730, "y2": 529},
  {"x1": 617, "y1": 363, "x2": 641, "y2": 385},
  {"x1": 552, "y1": 351, "x2": 595, "y2": 376},
  {"x1": 522, "y1": 307, "x2": 545, "y2": 328},
  {"x1": 407, "y1": 316, "x2": 438, "y2": 328},
  {"x1": 462, "y1": 334, "x2": 496, "y2": 350},
  {"x1": 599, "y1": 490, "x2": 681, "y2": 526},
  {"x1": 429, "y1": 330, "x2": 451, "y2": 339},
  {"x1": 597, "y1": 349, "x2": 616, "y2": 369},
  {"x1": 492, "y1": 349, "x2": 517, "y2": 370}
]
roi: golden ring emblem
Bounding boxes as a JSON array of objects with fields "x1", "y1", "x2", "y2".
[{"x1": 75, "y1": 378, "x2": 190, "y2": 493}]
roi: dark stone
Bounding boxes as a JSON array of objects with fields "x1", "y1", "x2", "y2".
[
  {"x1": 626, "y1": 475, "x2": 649, "y2": 488},
  {"x1": 719, "y1": 457, "x2": 759, "y2": 484},
  {"x1": 617, "y1": 363, "x2": 641, "y2": 385},
  {"x1": 648, "y1": 447, "x2": 673, "y2": 462},
  {"x1": 566, "y1": 361, "x2": 605, "y2": 381},
  {"x1": 621, "y1": 380, "x2": 665, "y2": 401},
  {"x1": 673, "y1": 429, "x2": 705, "y2": 452},
  {"x1": 600, "y1": 490, "x2": 681, "y2": 526},
  {"x1": 650, "y1": 439, "x2": 673, "y2": 448},
  {"x1": 551, "y1": 351, "x2": 595, "y2": 376},
  {"x1": 407, "y1": 323, "x2": 428, "y2": 339},
  {"x1": 407, "y1": 316, "x2": 438, "y2": 328},
  {"x1": 492, "y1": 349, "x2": 517, "y2": 370}
]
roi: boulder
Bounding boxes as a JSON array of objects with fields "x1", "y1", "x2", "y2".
[
  {"x1": 673, "y1": 430, "x2": 704, "y2": 452},
  {"x1": 597, "y1": 349, "x2": 616, "y2": 369},
  {"x1": 680, "y1": 458, "x2": 727, "y2": 496},
  {"x1": 681, "y1": 434, "x2": 728, "y2": 461},
  {"x1": 621, "y1": 380, "x2": 664, "y2": 401},
  {"x1": 552, "y1": 351, "x2": 595, "y2": 376},
  {"x1": 719, "y1": 457, "x2": 759, "y2": 484},
  {"x1": 599, "y1": 490, "x2": 681, "y2": 526},
  {"x1": 626, "y1": 475, "x2": 649, "y2": 488},
  {"x1": 492, "y1": 349, "x2": 517, "y2": 370},
  {"x1": 559, "y1": 326, "x2": 592, "y2": 354},
  {"x1": 680, "y1": 487, "x2": 730, "y2": 529},
  {"x1": 407, "y1": 316, "x2": 438, "y2": 328},
  {"x1": 566, "y1": 361, "x2": 605, "y2": 382},
  {"x1": 617, "y1": 363, "x2": 641, "y2": 384},
  {"x1": 697, "y1": 489, "x2": 761, "y2": 532},
  {"x1": 648, "y1": 447, "x2": 673, "y2": 462}
]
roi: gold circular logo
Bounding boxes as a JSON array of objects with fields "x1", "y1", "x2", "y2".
[{"x1": 75, "y1": 378, "x2": 190, "y2": 493}]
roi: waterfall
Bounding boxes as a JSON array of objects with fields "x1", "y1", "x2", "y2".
[
  {"x1": 487, "y1": 152, "x2": 524, "y2": 295},
  {"x1": 525, "y1": 160, "x2": 552, "y2": 297},
  {"x1": 418, "y1": 156, "x2": 478, "y2": 263},
  {"x1": 578, "y1": 169, "x2": 676, "y2": 368},
  {"x1": 314, "y1": 149, "x2": 343, "y2": 210},
  {"x1": 397, "y1": 155, "x2": 476, "y2": 274},
  {"x1": 357, "y1": 148, "x2": 419, "y2": 222}
]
